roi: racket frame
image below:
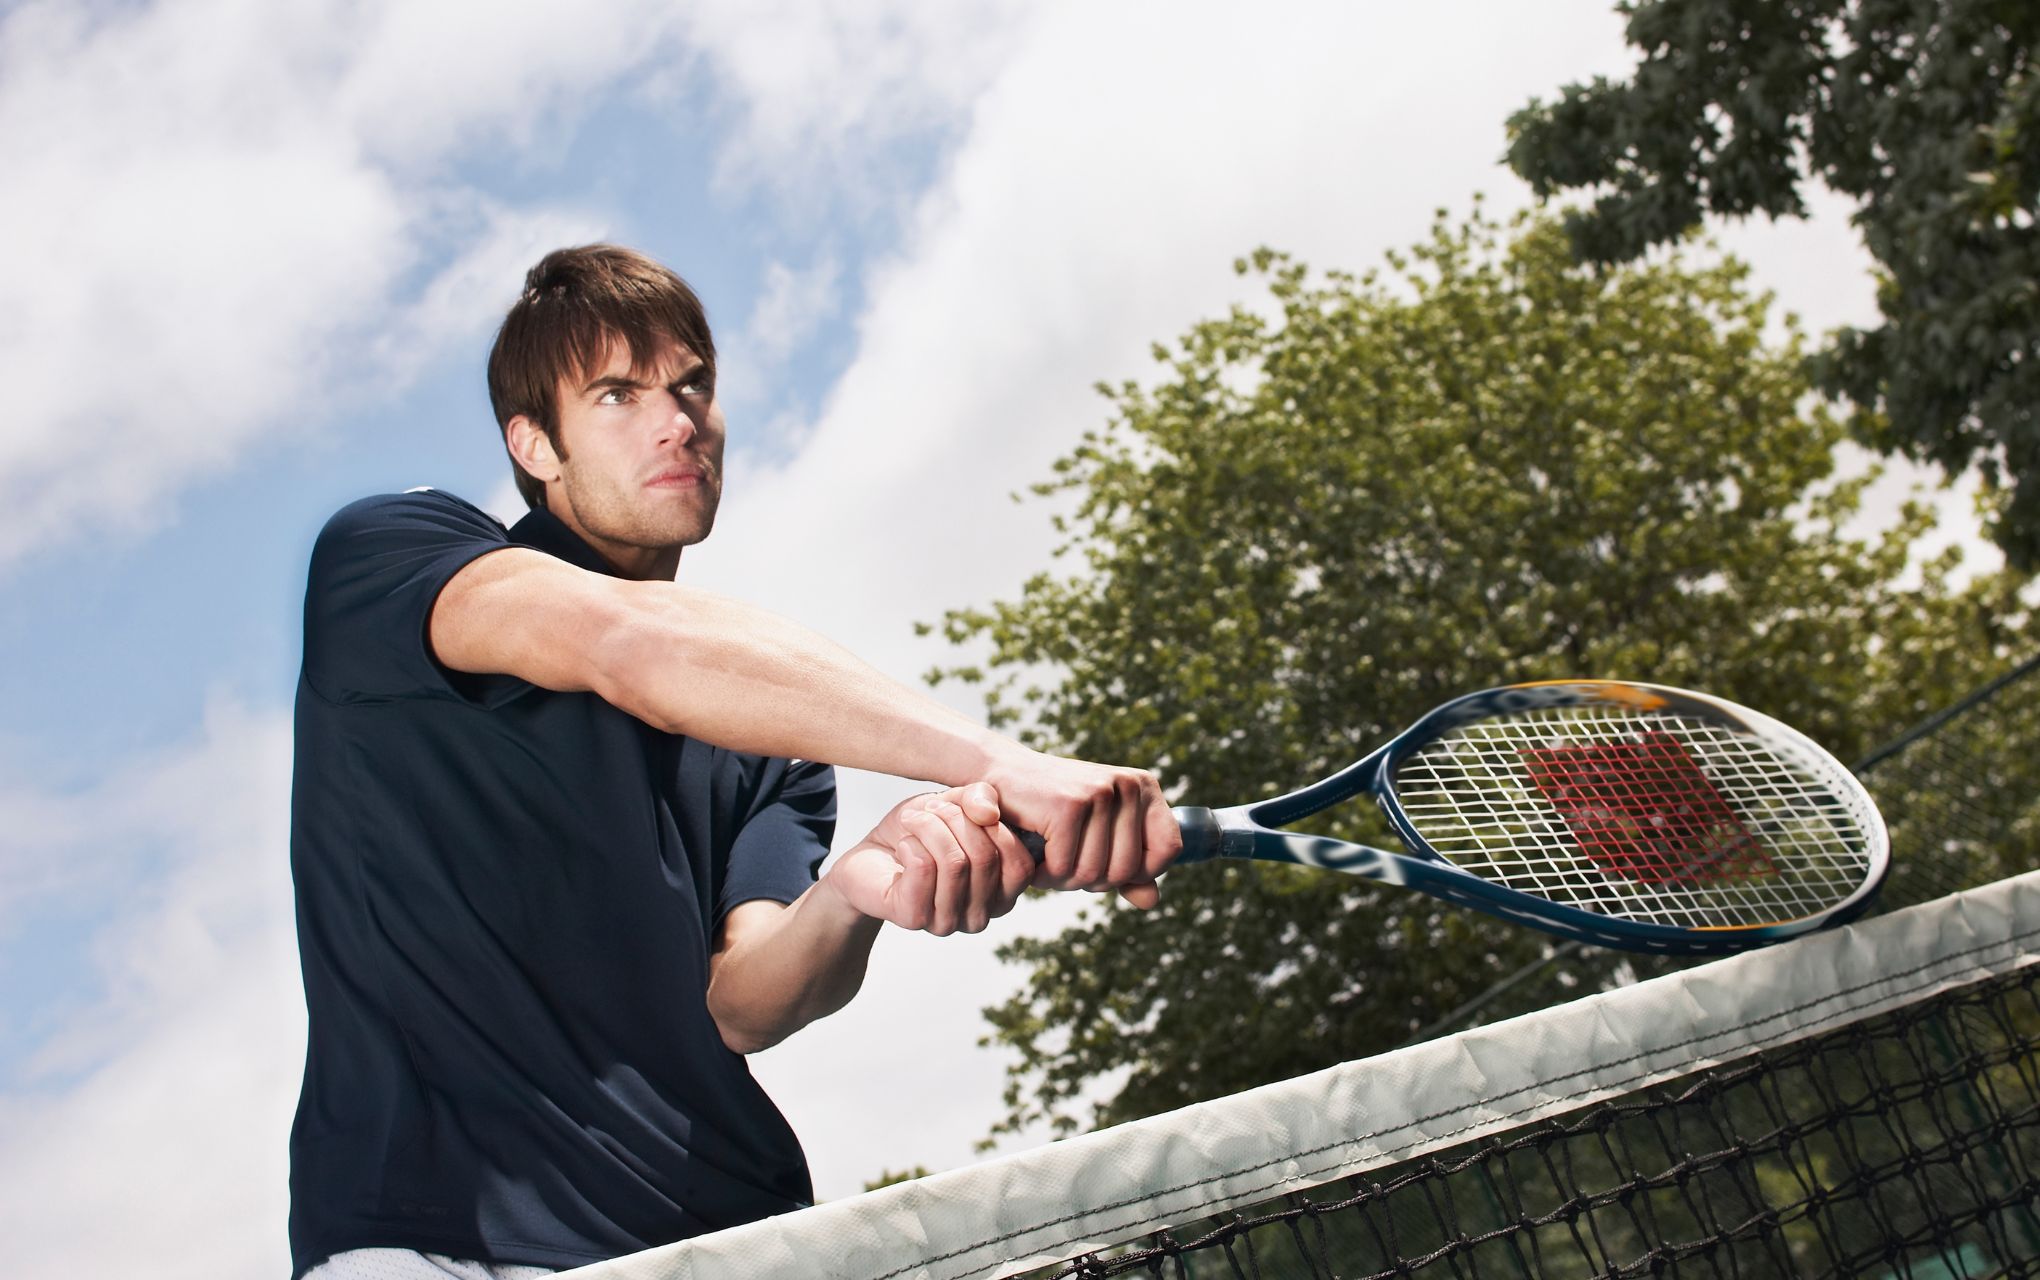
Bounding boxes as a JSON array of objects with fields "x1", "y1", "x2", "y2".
[{"x1": 1171, "y1": 681, "x2": 1890, "y2": 955}]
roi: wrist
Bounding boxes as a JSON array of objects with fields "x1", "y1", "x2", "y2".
[
  {"x1": 968, "y1": 733, "x2": 1039, "y2": 787},
  {"x1": 816, "y1": 848, "x2": 894, "y2": 931}
]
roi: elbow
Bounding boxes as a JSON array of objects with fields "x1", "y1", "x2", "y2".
[
  {"x1": 707, "y1": 988, "x2": 789, "y2": 1056},
  {"x1": 717, "y1": 1023, "x2": 783, "y2": 1056}
]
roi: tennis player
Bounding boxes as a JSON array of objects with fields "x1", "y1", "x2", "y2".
[{"x1": 287, "y1": 244, "x2": 1181, "y2": 1279}]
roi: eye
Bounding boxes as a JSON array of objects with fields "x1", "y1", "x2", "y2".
[
  {"x1": 678, "y1": 369, "x2": 715, "y2": 399},
  {"x1": 596, "y1": 387, "x2": 633, "y2": 406}
]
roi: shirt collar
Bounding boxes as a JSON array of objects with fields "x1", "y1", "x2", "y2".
[{"x1": 508, "y1": 506, "x2": 620, "y2": 578}]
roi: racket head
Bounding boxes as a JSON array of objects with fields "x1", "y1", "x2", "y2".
[{"x1": 1371, "y1": 680, "x2": 1888, "y2": 948}]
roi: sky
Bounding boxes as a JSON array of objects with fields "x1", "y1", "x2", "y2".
[{"x1": 0, "y1": 2, "x2": 1916, "y2": 1275}]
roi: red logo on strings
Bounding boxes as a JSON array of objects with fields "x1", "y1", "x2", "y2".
[{"x1": 1521, "y1": 732, "x2": 1777, "y2": 884}]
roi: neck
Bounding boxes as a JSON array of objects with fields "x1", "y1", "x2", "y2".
[
  {"x1": 598, "y1": 543, "x2": 683, "y2": 582},
  {"x1": 544, "y1": 502, "x2": 684, "y2": 582}
]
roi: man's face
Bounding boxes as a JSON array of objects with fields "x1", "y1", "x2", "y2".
[{"x1": 528, "y1": 337, "x2": 727, "y2": 578}]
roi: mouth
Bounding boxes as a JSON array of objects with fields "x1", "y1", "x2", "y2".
[{"x1": 645, "y1": 465, "x2": 710, "y2": 489}]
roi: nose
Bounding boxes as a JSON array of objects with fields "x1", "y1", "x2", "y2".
[{"x1": 655, "y1": 390, "x2": 697, "y2": 446}]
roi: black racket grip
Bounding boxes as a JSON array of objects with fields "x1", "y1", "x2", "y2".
[
  {"x1": 1007, "y1": 806, "x2": 1222, "y2": 867},
  {"x1": 1171, "y1": 806, "x2": 1223, "y2": 864}
]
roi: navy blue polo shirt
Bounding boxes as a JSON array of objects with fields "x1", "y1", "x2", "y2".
[{"x1": 288, "y1": 489, "x2": 830, "y2": 1276}]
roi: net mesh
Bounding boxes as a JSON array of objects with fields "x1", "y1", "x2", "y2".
[{"x1": 1038, "y1": 963, "x2": 2040, "y2": 1279}]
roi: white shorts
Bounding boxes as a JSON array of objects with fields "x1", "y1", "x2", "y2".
[{"x1": 304, "y1": 1249, "x2": 555, "y2": 1280}]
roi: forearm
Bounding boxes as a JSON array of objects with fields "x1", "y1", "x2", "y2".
[
  {"x1": 436, "y1": 552, "x2": 1177, "y2": 895},
  {"x1": 706, "y1": 876, "x2": 882, "y2": 1054},
  {"x1": 594, "y1": 581, "x2": 1018, "y2": 784}
]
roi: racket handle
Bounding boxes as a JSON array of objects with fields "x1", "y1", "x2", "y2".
[
  {"x1": 1172, "y1": 806, "x2": 1223, "y2": 864},
  {"x1": 1008, "y1": 808, "x2": 1223, "y2": 868}
]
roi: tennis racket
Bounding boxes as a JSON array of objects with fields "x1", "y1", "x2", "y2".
[{"x1": 1164, "y1": 681, "x2": 1887, "y2": 955}]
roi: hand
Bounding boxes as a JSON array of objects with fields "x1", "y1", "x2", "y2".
[
  {"x1": 823, "y1": 784, "x2": 1035, "y2": 936},
  {"x1": 982, "y1": 750, "x2": 1182, "y2": 909}
]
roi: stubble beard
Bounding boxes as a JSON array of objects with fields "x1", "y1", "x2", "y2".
[{"x1": 559, "y1": 467, "x2": 723, "y2": 566}]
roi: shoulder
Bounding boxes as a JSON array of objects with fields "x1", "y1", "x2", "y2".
[
  {"x1": 309, "y1": 489, "x2": 511, "y2": 582},
  {"x1": 300, "y1": 490, "x2": 529, "y2": 701},
  {"x1": 316, "y1": 487, "x2": 507, "y2": 545}
]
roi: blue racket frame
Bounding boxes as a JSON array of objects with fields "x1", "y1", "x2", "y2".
[{"x1": 1169, "y1": 681, "x2": 1889, "y2": 956}]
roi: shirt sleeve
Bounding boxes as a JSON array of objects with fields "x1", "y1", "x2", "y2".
[
  {"x1": 718, "y1": 758, "x2": 836, "y2": 920},
  {"x1": 300, "y1": 490, "x2": 528, "y2": 707}
]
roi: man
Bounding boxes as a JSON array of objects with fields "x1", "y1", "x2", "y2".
[{"x1": 289, "y1": 245, "x2": 1179, "y2": 1278}]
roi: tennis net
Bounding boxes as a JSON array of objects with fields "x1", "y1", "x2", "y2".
[{"x1": 560, "y1": 871, "x2": 2039, "y2": 1280}]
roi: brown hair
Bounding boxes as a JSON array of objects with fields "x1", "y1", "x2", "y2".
[{"x1": 487, "y1": 245, "x2": 717, "y2": 509}]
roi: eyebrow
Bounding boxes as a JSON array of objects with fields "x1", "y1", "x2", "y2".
[{"x1": 578, "y1": 358, "x2": 709, "y2": 398}]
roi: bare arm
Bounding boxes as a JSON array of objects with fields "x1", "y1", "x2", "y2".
[
  {"x1": 434, "y1": 547, "x2": 1006, "y2": 781},
  {"x1": 431, "y1": 548, "x2": 1182, "y2": 896},
  {"x1": 706, "y1": 786, "x2": 1034, "y2": 1052}
]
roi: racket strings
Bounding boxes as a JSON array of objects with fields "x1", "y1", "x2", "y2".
[{"x1": 1391, "y1": 708, "x2": 1874, "y2": 929}]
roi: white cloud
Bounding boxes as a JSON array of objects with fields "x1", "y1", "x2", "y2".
[
  {"x1": 0, "y1": 0, "x2": 1047, "y2": 573},
  {"x1": 369, "y1": 197, "x2": 609, "y2": 387},
  {"x1": 713, "y1": 253, "x2": 842, "y2": 413},
  {"x1": 667, "y1": 0, "x2": 1029, "y2": 204},
  {"x1": 0, "y1": 0, "x2": 681, "y2": 571},
  {"x1": 331, "y1": 1, "x2": 677, "y2": 168},
  {"x1": 0, "y1": 698, "x2": 300, "y2": 1279}
]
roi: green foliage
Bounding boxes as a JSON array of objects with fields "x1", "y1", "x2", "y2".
[
  {"x1": 1506, "y1": 0, "x2": 2040, "y2": 566},
  {"x1": 930, "y1": 207, "x2": 2029, "y2": 1141},
  {"x1": 1859, "y1": 652, "x2": 2040, "y2": 912}
]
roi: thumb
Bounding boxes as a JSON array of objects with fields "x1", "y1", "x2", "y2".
[
  {"x1": 1116, "y1": 880, "x2": 1161, "y2": 910},
  {"x1": 952, "y1": 781, "x2": 1003, "y2": 827}
]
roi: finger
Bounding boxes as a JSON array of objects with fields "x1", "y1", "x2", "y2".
[
  {"x1": 1038, "y1": 805, "x2": 1080, "y2": 883},
  {"x1": 888, "y1": 834, "x2": 937, "y2": 932},
  {"x1": 1116, "y1": 880, "x2": 1161, "y2": 910},
  {"x1": 987, "y1": 821, "x2": 1034, "y2": 917},
  {"x1": 1107, "y1": 773, "x2": 1144, "y2": 890},
  {"x1": 1140, "y1": 776, "x2": 1183, "y2": 879},
  {"x1": 932, "y1": 797, "x2": 1006, "y2": 934},
  {"x1": 903, "y1": 807, "x2": 972, "y2": 936},
  {"x1": 1076, "y1": 788, "x2": 1114, "y2": 891}
]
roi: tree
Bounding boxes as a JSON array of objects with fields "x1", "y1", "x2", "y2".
[
  {"x1": 1504, "y1": 0, "x2": 2040, "y2": 566},
  {"x1": 928, "y1": 207, "x2": 2029, "y2": 1140}
]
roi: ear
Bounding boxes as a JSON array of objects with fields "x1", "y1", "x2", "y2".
[{"x1": 506, "y1": 415, "x2": 562, "y2": 486}]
